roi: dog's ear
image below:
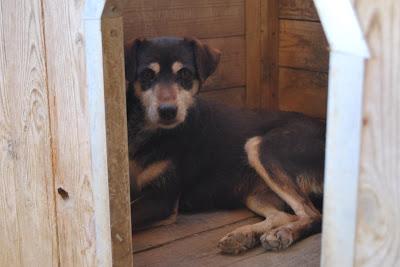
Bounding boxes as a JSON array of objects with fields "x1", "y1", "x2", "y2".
[
  {"x1": 185, "y1": 37, "x2": 221, "y2": 82},
  {"x1": 125, "y1": 39, "x2": 143, "y2": 83}
]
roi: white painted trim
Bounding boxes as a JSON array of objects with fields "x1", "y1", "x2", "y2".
[
  {"x1": 313, "y1": 1, "x2": 370, "y2": 266},
  {"x1": 321, "y1": 52, "x2": 365, "y2": 267},
  {"x1": 84, "y1": 1, "x2": 113, "y2": 266},
  {"x1": 314, "y1": 0, "x2": 369, "y2": 57}
]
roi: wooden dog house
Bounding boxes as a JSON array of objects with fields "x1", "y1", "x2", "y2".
[{"x1": 1, "y1": 0, "x2": 398, "y2": 266}]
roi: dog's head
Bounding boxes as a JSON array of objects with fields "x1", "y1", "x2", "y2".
[{"x1": 125, "y1": 37, "x2": 221, "y2": 129}]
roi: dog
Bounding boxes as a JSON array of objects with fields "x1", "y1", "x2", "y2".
[{"x1": 125, "y1": 37, "x2": 325, "y2": 254}]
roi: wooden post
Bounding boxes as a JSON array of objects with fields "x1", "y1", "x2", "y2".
[
  {"x1": 353, "y1": 0, "x2": 400, "y2": 266},
  {"x1": 102, "y1": 1, "x2": 134, "y2": 266}
]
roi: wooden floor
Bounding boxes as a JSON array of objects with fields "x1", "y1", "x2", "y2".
[{"x1": 132, "y1": 210, "x2": 321, "y2": 267}]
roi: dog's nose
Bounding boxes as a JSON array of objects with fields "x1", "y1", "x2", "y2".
[{"x1": 158, "y1": 104, "x2": 178, "y2": 121}]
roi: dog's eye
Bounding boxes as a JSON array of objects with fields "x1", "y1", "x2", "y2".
[
  {"x1": 139, "y1": 69, "x2": 156, "y2": 89},
  {"x1": 140, "y1": 69, "x2": 156, "y2": 81},
  {"x1": 177, "y1": 68, "x2": 194, "y2": 90}
]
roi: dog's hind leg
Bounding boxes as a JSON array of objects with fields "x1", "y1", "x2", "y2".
[
  {"x1": 218, "y1": 191, "x2": 297, "y2": 254},
  {"x1": 244, "y1": 136, "x2": 322, "y2": 251}
]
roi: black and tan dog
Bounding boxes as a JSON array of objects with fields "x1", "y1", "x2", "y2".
[{"x1": 126, "y1": 37, "x2": 325, "y2": 254}]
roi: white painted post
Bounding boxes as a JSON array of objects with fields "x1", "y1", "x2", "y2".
[{"x1": 313, "y1": 0, "x2": 369, "y2": 266}]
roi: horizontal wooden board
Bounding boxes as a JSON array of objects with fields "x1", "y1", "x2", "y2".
[
  {"x1": 279, "y1": 0, "x2": 319, "y2": 21},
  {"x1": 279, "y1": 19, "x2": 329, "y2": 72},
  {"x1": 123, "y1": 0, "x2": 244, "y2": 41},
  {"x1": 230, "y1": 234, "x2": 321, "y2": 267},
  {"x1": 133, "y1": 211, "x2": 321, "y2": 267},
  {"x1": 199, "y1": 87, "x2": 246, "y2": 108},
  {"x1": 202, "y1": 36, "x2": 245, "y2": 91},
  {"x1": 279, "y1": 67, "x2": 328, "y2": 118},
  {"x1": 132, "y1": 209, "x2": 255, "y2": 253},
  {"x1": 133, "y1": 217, "x2": 263, "y2": 266}
]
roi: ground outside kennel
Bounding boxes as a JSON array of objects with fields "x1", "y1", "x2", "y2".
[{"x1": 1, "y1": 0, "x2": 399, "y2": 267}]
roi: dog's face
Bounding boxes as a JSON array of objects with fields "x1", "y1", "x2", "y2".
[{"x1": 125, "y1": 37, "x2": 221, "y2": 129}]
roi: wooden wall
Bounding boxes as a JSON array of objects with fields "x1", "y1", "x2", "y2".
[
  {"x1": 0, "y1": 0, "x2": 114, "y2": 266},
  {"x1": 277, "y1": 0, "x2": 329, "y2": 118},
  {"x1": 123, "y1": 0, "x2": 246, "y2": 108},
  {"x1": 354, "y1": 0, "x2": 400, "y2": 266},
  {"x1": 123, "y1": 0, "x2": 328, "y2": 117}
]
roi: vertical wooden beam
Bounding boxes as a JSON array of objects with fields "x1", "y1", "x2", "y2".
[
  {"x1": 260, "y1": 0, "x2": 279, "y2": 110},
  {"x1": 245, "y1": 0, "x2": 262, "y2": 109},
  {"x1": 354, "y1": 1, "x2": 400, "y2": 266},
  {"x1": 0, "y1": 1, "x2": 58, "y2": 266},
  {"x1": 42, "y1": 0, "x2": 113, "y2": 265},
  {"x1": 102, "y1": 1, "x2": 134, "y2": 266}
]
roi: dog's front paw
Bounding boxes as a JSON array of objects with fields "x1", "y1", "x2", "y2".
[
  {"x1": 260, "y1": 227, "x2": 293, "y2": 251},
  {"x1": 218, "y1": 230, "x2": 259, "y2": 254}
]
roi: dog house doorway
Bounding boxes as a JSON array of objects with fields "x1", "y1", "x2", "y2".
[{"x1": 86, "y1": 0, "x2": 369, "y2": 266}]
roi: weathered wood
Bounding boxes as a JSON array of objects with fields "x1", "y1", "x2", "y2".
[
  {"x1": 42, "y1": 0, "x2": 112, "y2": 265},
  {"x1": 123, "y1": 0, "x2": 244, "y2": 41},
  {"x1": 230, "y1": 234, "x2": 321, "y2": 267},
  {"x1": 102, "y1": 14, "x2": 133, "y2": 267},
  {"x1": 279, "y1": 19, "x2": 329, "y2": 72},
  {"x1": 133, "y1": 209, "x2": 255, "y2": 252},
  {"x1": 279, "y1": 67, "x2": 328, "y2": 118},
  {"x1": 260, "y1": 0, "x2": 279, "y2": 110},
  {"x1": 245, "y1": 0, "x2": 262, "y2": 109},
  {"x1": 279, "y1": 0, "x2": 319, "y2": 21},
  {"x1": 202, "y1": 36, "x2": 245, "y2": 91},
  {"x1": 354, "y1": 1, "x2": 400, "y2": 266},
  {"x1": 132, "y1": 211, "x2": 321, "y2": 267},
  {"x1": 133, "y1": 217, "x2": 262, "y2": 266},
  {"x1": 0, "y1": 1, "x2": 58, "y2": 266},
  {"x1": 199, "y1": 87, "x2": 246, "y2": 108}
]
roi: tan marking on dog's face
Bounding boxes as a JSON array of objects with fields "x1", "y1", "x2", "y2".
[
  {"x1": 133, "y1": 160, "x2": 172, "y2": 190},
  {"x1": 133, "y1": 78, "x2": 200, "y2": 129},
  {"x1": 171, "y1": 61, "x2": 183, "y2": 74},
  {"x1": 148, "y1": 62, "x2": 160, "y2": 74}
]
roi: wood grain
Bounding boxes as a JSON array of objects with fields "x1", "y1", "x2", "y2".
[
  {"x1": 0, "y1": 0, "x2": 58, "y2": 266},
  {"x1": 260, "y1": 0, "x2": 279, "y2": 110},
  {"x1": 279, "y1": 19, "x2": 329, "y2": 72},
  {"x1": 354, "y1": 1, "x2": 400, "y2": 266},
  {"x1": 42, "y1": 0, "x2": 102, "y2": 265},
  {"x1": 132, "y1": 211, "x2": 321, "y2": 267},
  {"x1": 132, "y1": 209, "x2": 255, "y2": 253},
  {"x1": 199, "y1": 87, "x2": 246, "y2": 108},
  {"x1": 279, "y1": 0, "x2": 319, "y2": 21},
  {"x1": 102, "y1": 15, "x2": 133, "y2": 267},
  {"x1": 123, "y1": 0, "x2": 244, "y2": 41},
  {"x1": 279, "y1": 67, "x2": 328, "y2": 118},
  {"x1": 245, "y1": 0, "x2": 262, "y2": 109},
  {"x1": 202, "y1": 36, "x2": 245, "y2": 91}
]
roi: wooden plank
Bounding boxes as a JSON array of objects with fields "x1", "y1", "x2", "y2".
[
  {"x1": 0, "y1": 0, "x2": 58, "y2": 266},
  {"x1": 202, "y1": 36, "x2": 245, "y2": 91},
  {"x1": 354, "y1": 1, "x2": 400, "y2": 266},
  {"x1": 133, "y1": 213, "x2": 321, "y2": 267},
  {"x1": 279, "y1": 19, "x2": 329, "y2": 72},
  {"x1": 133, "y1": 217, "x2": 262, "y2": 266},
  {"x1": 245, "y1": 0, "x2": 262, "y2": 109},
  {"x1": 230, "y1": 234, "x2": 321, "y2": 267},
  {"x1": 123, "y1": 0, "x2": 244, "y2": 41},
  {"x1": 133, "y1": 209, "x2": 255, "y2": 253},
  {"x1": 260, "y1": 0, "x2": 279, "y2": 110},
  {"x1": 279, "y1": 67, "x2": 328, "y2": 118},
  {"x1": 279, "y1": 0, "x2": 319, "y2": 21},
  {"x1": 199, "y1": 87, "x2": 246, "y2": 108},
  {"x1": 42, "y1": 0, "x2": 112, "y2": 265},
  {"x1": 102, "y1": 15, "x2": 134, "y2": 267}
]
